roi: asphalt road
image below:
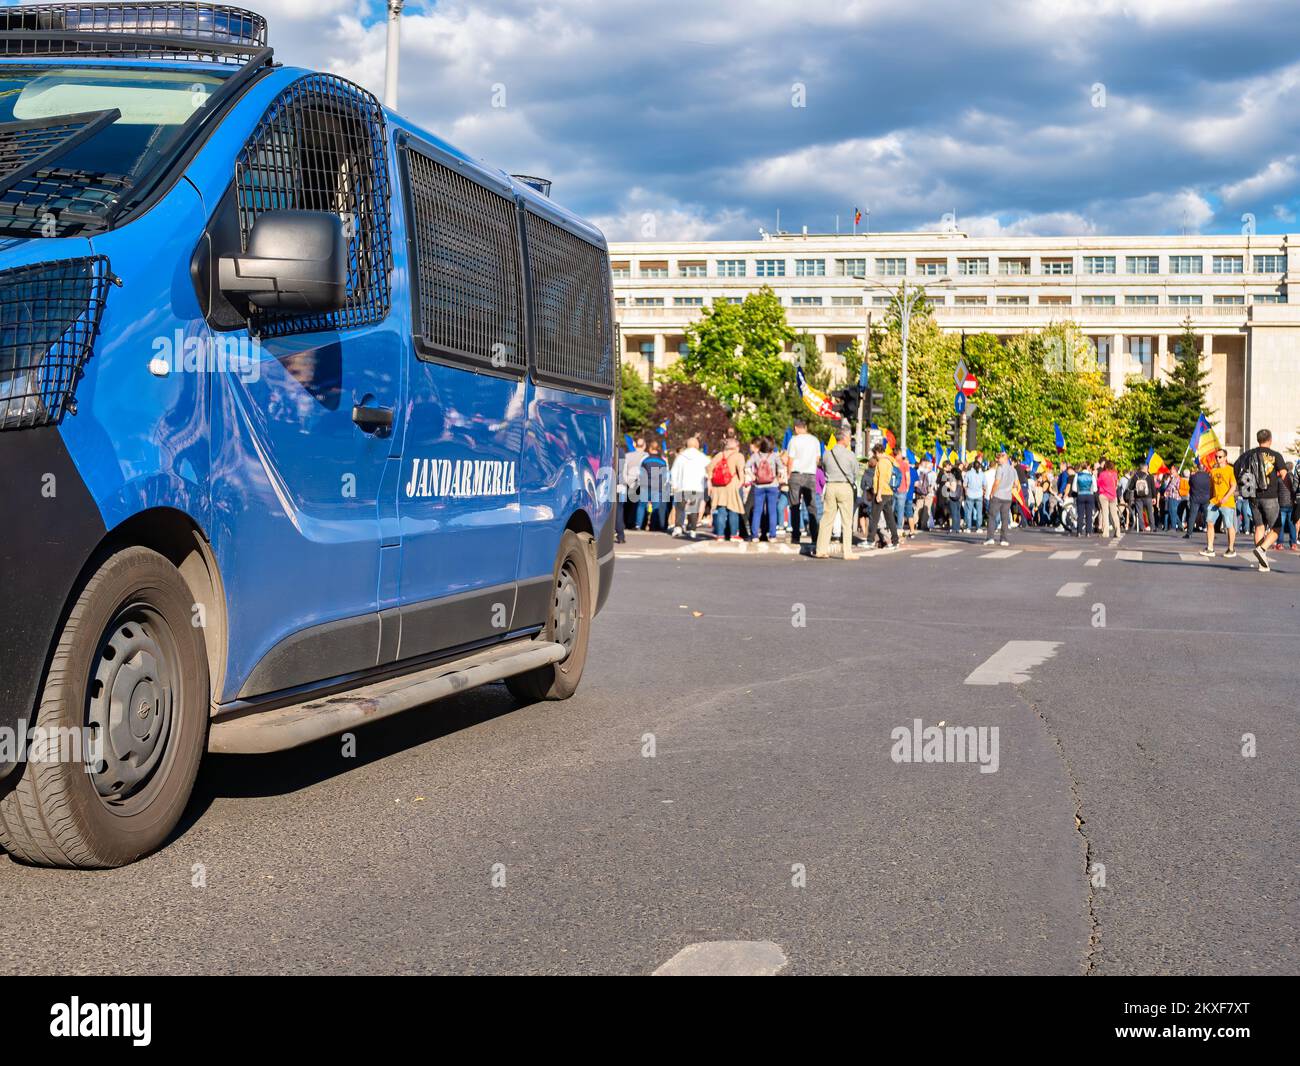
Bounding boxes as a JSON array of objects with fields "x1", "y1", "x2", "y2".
[{"x1": 2, "y1": 526, "x2": 1296, "y2": 975}]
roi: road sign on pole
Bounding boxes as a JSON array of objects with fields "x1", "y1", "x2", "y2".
[
  {"x1": 960, "y1": 373, "x2": 978, "y2": 397},
  {"x1": 954, "y1": 359, "x2": 968, "y2": 389},
  {"x1": 954, "y1": 392, "x2": 966, "y2": 414}
]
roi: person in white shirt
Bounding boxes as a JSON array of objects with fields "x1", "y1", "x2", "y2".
[
  {"x1": 785, "y1": 419, "x2": 822, "y2": 545},
  {"x1": 669, "y1": 436, "x2": 709, "y2": 538}
]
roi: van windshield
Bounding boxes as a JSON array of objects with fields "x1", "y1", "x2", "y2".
[{"x1": 0, "y1": 64, "x2": 227, "y2": 237}]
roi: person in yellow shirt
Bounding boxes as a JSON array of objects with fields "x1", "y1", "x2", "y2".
[{"x1": 1202, "y1": 449, "x2": 1238, "y2": 558}]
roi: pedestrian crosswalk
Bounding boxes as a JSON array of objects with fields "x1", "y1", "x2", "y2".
[{"x1": 616, "y1": 537, "x2": 1231, "y2": 566}]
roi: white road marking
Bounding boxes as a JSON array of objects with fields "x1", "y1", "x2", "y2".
[
  {"x1": 1115, "y1": 550, "x2": 1143, "y2": 561},
  {"x1": 964, "y1": 640, "x2": 1062, "y2": 686},
  {"x1": 653, "y1": 940, "x2": 788, "y2": 976},
  {"x1": 1049, "y1": 549, "x2": 1082, "y2": 560},
  {"x1": 1107, "y1": 537, "x2": 1123, "y2": 547},
  {"x1": 1180, "y1": 552, "x2": 1211, "y2": 563},
  {"x1": 982, "y1": 549, "x2": 1022, "y2": 559},
  {"x1": 914, "y1": 548, "x2": 963, "y2": 558},
  {"x1": 1056, "y1": 582, "x2": 1089, "y2": 597},
  {"x1": 1085, "y1": 558, "x2": 1101, "y2": 567}
]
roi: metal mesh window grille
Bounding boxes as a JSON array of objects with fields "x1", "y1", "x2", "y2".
[
  {"x1": 0, "y1": 3, "x2": 266, "y2": 63},
  {"x1": 234, "y1": 73, "x2": 392, "y2": 338},
  {"x1": 0, "y1": 256, "x2": 111, "y2": 430},
  {"x1": 524, "y1": 212, "x2": 614, "y2": 391},
  {"x1": 404, "y1": 147, "x2": 525, "y2": 370}
]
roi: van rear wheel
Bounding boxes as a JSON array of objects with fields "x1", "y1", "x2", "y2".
[
  {"x1": 506, "y1": 530, "x2": 594, "y2": 703},
  {"x1": 0, "y1": 547, "x2": 209, "y2": 868}
]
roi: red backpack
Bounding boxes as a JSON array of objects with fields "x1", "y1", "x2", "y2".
[
  {"x1": 711, "y1": 456, "x2": 734, "y2": 487},
  {"x1": 755, "y1": 455, "x2": 775, "y2": 485}
]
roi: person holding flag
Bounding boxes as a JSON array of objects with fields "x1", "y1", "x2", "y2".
[
  {"x1": 985, "y1": 450, "x2": 1017, "y2": 546},
  {"x1": 1201, "y1": 447, "x2": 1238, "y2": 558}
]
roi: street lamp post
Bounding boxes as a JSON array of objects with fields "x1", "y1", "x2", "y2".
[{"x1": 853, "y1": 275, "x2": 949, "y2": 457}]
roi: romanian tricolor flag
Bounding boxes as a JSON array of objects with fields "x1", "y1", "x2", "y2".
[
  {"x1": 656, "y1": 419, "x2": 669, "y2": 436},
  {"x1": 854, "y1": 207, "x2": 862, "y2": 226},
  {"x1": 1145, "y1": 447, "x2": 1168, "y2": 475},
  {"x1": 1053, "y1": 422, "x2": 1066, "y2": 453},
  {"x1": 1010, "y1": 479, "x2": 1033, "y2": 524},
  {"x1": 1023, "y1": 448, "x2": 1045, "y2": 473},
  {"x1": 797, "y1": 366, "x2": 840, "y2": 420},
  {"x1": 882, "y1": 427, "x2": 897, "y2": 453},
  {"x1": 1189, "y1": 413, "x2": 1221, "y2": 469}
]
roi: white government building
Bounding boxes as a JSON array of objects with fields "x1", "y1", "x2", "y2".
[{"x1": 610, "y1": 230, "x2": 1300, "y2": 456}]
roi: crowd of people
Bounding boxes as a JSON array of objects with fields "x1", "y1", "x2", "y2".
[{"x1": 617, "y1": 425, "x2": 1299, "y2": 571}]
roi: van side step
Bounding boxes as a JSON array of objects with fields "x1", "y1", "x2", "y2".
[{"x1": 208, "y1": 639, "x2": 567, "y2": 754}]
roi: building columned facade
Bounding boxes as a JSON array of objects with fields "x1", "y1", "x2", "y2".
[{"x1": 610, "y1": 230, "x2": 1300, "y2": 455}]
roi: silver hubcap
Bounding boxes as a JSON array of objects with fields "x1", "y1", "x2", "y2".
[
  {"x1": 87, "y1": 607, "x2": 176, "y2": 804},
  {"x1": 553, "y1": 565, "x2": 580, "y2": 656}
]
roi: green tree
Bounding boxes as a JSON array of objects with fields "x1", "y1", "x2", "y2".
[
  {"x1": 871, "y1": 313, "x2": 961, "y2": 454},
  {"x1": 651, "y1": 380, "x2": 734, "y2": 453},
  {"x1": 679, "y1": 287, "x2": 794, "y2": 439},
  {"x1": 1158, "y1": 316, "x2": 1214, "y2": 453},
  {"x1": 618, "y1": 363, "x2": 656, "y2": 437}
]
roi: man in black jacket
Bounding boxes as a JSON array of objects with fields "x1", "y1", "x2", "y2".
[
  {"x1": 1130, "y1": 465, "x2": 1157, "y2": 532},
  {"x1": 1234, "y1": 428, "x2": 1288, "y2": 571}
]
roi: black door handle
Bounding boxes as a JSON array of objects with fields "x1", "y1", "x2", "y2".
[{"x1": 352, "y1": 404, "x2": 393, "y2": 433}]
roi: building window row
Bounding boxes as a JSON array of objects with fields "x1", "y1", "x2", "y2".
[{"x1": 614, "y1": 252, "x2": 1288, "y2": 280}]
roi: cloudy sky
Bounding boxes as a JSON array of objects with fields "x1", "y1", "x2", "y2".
[{"x1": 17, "y1": 0, "x2": 1300, "y2": 238}]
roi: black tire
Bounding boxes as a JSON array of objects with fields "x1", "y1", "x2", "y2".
[
  {"x1": 506, "y1": 530, "x2": 595, "y2": 703},
  {"x1": 0, "y1": 547, "x2": 209, "y2": 868}
]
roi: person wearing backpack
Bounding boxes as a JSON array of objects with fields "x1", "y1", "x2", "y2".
[
  {"x1": 912, "y1": 457, "x2": 934, "y2": 534},
  {"x1": 785, "y1": 420, "x2": 821, "y2": 546},
  {"x1": 1074, "y1": 463, "x2": 1096, "y2": 537},
  {"x1": 870, "y1": 442, "x2": 901, "y2": 549},
  {"x1": 1233, "y1": 428, "x2": 1288, "y2": 571},
  {"x1": 1131, "y1": 465, "x2": 1156, "y2": 532},
  {"x1": 938, "y1": 461, "x2": 961, "y2": 533},
  {"x1": 707, "y1": 437, "x2": 747, "y2": 543},
  {"x1": 746, "y1": 437, "x2": 786, "y2": 543}
]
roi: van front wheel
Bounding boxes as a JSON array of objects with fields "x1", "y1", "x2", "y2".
[
  {"x1": 506, "y1": 530, "x2": 594, "y2": 703},
  {"x1": 0, "y1": 548, "x2": 209, "y2": 868}
]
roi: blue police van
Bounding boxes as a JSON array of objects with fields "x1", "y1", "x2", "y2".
[{"x1": 0, "y1": 3, "x2": 616, "y2": 867}]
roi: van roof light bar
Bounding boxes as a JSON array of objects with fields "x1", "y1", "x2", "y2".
[{"x1": 0, "y1": 3, "x2": 268, "y2": 64}]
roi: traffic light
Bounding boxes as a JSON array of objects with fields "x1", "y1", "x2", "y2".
[
  {"x1": 862, "y1": 387, "x2": 877, "y2": 425},
  {"x1": 831, "y1": 385, "x2": 861, "y2": 425}
]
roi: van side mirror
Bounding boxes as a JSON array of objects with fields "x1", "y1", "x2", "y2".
[{"x1": 218, "y1": 211, "x2": 347, "y2": 313}]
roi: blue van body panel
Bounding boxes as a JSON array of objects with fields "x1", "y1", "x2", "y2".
[{"x1": 0, "y1": 57, "x2": 614, "y2": 737}]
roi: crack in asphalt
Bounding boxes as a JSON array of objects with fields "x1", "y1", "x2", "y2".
[{"x1": 1014, "y1": 686, "x2": 1102, "y2": 975}]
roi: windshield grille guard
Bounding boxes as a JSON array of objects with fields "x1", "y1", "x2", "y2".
[
  {"x1": 0, "y1": 3, "x2": 267, "y2": 64},
  {"x1": 0, "y1": 256, "x2": 114, "y2": 431},
  {"x1": 0, "y1": 109, "x2": 122, "y2": 201},
  {"x1": 0, "y1": 167, "x2": 131, "y2": 237}
]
